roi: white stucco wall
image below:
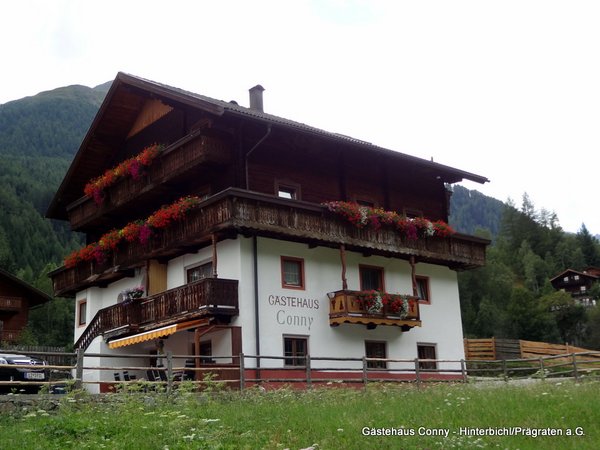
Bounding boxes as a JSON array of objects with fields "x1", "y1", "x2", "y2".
[
  {"x1": 251, "y1": 237, "x2": 465, "y2": 371},
  {"x1": 75, "y1": 235, "x2": 466, "y2": 385}
]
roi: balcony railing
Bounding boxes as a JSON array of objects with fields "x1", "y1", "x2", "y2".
[
  {"x1": 329, "y1": 290, "x2": 421, "y2": 330},
  {"x1": 75, "y1": 277, "x2": 238, "y2": 350},
  {"x1": 0, "y1": 330, "x2": 20, "y2": 342},
  {"x1": 66, "y1": 133, "x2": 231, "y2": 230},
  {"x1": 0, "y1": 296, "x2": 23, "y2": 311},
  {"x1": 52, "y1": 189, "x2": 488, "y2": 297}
]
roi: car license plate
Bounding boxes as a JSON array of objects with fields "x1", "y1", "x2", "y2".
[{"x1": 25, "y1": 372, "x2": 45, "y2": 380}]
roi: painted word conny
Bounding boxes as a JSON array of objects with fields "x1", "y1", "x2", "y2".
[{"x1": 268, "y1": 294, "x2": 319, "y2": 330}]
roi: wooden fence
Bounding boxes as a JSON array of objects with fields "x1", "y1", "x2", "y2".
[
  {"x1": 3, "y1": 348, "x2": 600, "y2": 394},
  {"x1": 464, "y1": 338, "x2": 598, "y2": 361}
]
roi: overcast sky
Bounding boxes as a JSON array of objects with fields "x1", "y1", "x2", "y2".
[{"x1": 2, "y1": 1, "x2": 599, "y2": 234}]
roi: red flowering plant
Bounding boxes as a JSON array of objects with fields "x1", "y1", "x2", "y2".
[
  {"x1": 63, "y1": 196, "x2": 202, "y2": 268},
  {"x1": 322, "y1": 201, "x2": 455, "y2": 241},
  {"x1": 84, "y1": 144, "x2": 164, "y2": 205},
  {"x1": 355, "y1": 290, "x2": 384, "y2": 314},
  {"x1": 382, "y1": 293, "x2": 412, "y2": 318}
]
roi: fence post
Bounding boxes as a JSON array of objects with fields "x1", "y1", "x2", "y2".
[
  {"x1": 460, "y1": 359, "x2": 467, "y2": 383},
  {"x1": 74, "y1": 348, "x2": 84, "y2": 390},
  {"x1": 362, "y1": 356, "x2": 368, "y2": 388},
  {"x1": 239, "y1": 353, "x2": 245, "y2": 391},
  {"x1": 572, "y1": 353, "x2": 579, "y2": 381},
  {"x1": 414, "y1": 358, "x2": 421, "y2": 387},
  {"x1": 502, "y1": 359, "x2": 508, "y2": 382},
  {"x1": 166, "y1": 351, "x2": 173, "y2": 395},
  {"x1": 539, "y1": 357, "x2": 545, "y2": 381},
  {"x1": 305, "y1": 354, "x2": 312, "y2": 388}
]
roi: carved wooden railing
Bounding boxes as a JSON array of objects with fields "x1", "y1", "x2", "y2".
[
  {"x1": 0, "y1": 296, "x2": 23, "y2": 311},
  {"x1": 329, "y1": 290, "x2": 421, "y2": 329},
  {"x1": 67, "y1": 133, "x2": 231, "y2": 229},
  {"x1": 74, "y1": 278, "x2": 238, "y2": 350},
  {"x1": 52, "y1": 189, "x2": 488, "y2": 296}
]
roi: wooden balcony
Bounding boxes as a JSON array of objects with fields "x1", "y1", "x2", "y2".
[
  {"x1": 329, "y1": 290, "x2": 421, "y2": 329},
  {"x1": 66, "y1": 133, "x2": 231, "y2": 231},
  {"x1": 0, "y1": 330, "x2": 20, "y2": 342},
  {"x1": 0, "y1": 296, "x2": 22, "y2": 312},
  {"x1": 52, "y1": 189, "x2": 488, "y2": 297},
  {"x1": 75, "y1": 277, "x2": 238, "y2": 350}
]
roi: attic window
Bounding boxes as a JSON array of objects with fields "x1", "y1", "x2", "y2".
[
  {"x1": 276, "y1": 181, "x2": 300, "y2": 200},
  {"x1": 404, "y1": 208, "x2": 423, "y2": 219}
]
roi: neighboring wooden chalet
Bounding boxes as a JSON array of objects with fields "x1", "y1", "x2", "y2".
[
  {"x1": 0, "y1": 268, "x2": 51, "y2": 343},
  {"x1": 550, "y1": 268, "x2": 600, "y2": 307},
  {"x1": 47, "y1": 72, "x2": 489, "y2": 392}
]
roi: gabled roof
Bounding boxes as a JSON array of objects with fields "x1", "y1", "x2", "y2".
[
  {"x1": 550, "y1": 268, "x2": 600, "y2": 283},
  {"x1": 47, "y1": 72, "x2": 489, "y2": 219},
  {"x1": 0, "y1": 268, "x2": 52, "y2": 307}
]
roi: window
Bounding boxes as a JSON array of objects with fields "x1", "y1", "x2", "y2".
[
  {"x1": 580, "y1": 286, "x2": 587, "y2": 292},
  {"x1": 563, "y1": 276, "x2": 569, "y2": 282},
  {"x1": 77, "y1": 300, "x2": 87, "y2": 327},
  {"x1": 356, "y1": 199, "x2": 375, "y2": 207},
  {"x1": 359, "y1": 265, "x2": 384, "y2": 291},
  {"x1": 276, "y1": 181, "x2": 300, "y2": 200},
  {"x1": 187, "y1": 262, "x2": 213, "y2": 283},
  {"x1": 404, "y1": 208, "x2": 423, "y2": 219},
  {"x1": 284, "y1": 336, "x2": 308, "y2": 367},
  {"x1": 365, "y1": 341, "x2": 387, "y2": 369},
  {"x1": 417, "y1": 343, "x2": 437, "y2": 371},
  {"x1": 199, "y1": 341, "x2": 214, "y2": 364},
  {"x1": 416, "y1": 276, "x2": 430, "y2": 304},
  {"x1": 574, "y1": 275, "x2": 580, "y2": 281},
  {"x1": 281, "y1": 256, "x2": 305, "y2": 289}
]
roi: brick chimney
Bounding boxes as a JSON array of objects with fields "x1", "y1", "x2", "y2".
[{"x1": 249, "y1": 85, "x2": 265, "y2": 112}]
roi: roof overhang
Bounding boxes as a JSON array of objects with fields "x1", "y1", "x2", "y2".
[{"x1": 47, "y1": 72, "x2": 489, "y2": 220}]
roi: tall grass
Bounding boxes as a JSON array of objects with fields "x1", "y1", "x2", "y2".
[{"x1": 1, "y1": 381, "x2": 599, "y2": 449}]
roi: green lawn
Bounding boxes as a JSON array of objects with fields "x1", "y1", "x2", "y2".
[{"x1": 1, "y1": 381, "x2": 598, "y2": 449}]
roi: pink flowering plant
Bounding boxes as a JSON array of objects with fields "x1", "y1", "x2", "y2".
[
  {"x1": 84, "y1": 144, "x2": 164, "y2": 204},
  {"x1": 322, "y1": 201, "x2": 455, "y2": 240},
  {"x1": 64, "y1": 196, "x2": 202, "y2": 268}
]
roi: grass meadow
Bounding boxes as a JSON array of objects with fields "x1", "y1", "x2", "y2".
[{"x1": 1, "y1": 380, "x2": 599, "y2": 449}]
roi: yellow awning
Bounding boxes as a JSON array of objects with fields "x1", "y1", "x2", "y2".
[{"x1": 108, "y1": 319, "x2": 208, "y2": 349}]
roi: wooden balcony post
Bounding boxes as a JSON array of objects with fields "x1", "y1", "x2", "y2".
[
  {"x1": 340, "y1": 244, "x2": 348, "y2": 290},
  {"x1": 410, "y1": 256, "x2": 418, "y2": 297},
  {"x1": 211, "y1": 234, "x2": 218, "y2": 278}
]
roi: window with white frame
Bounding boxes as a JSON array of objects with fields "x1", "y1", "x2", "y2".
[{"x1": 187, "y1": 262, "x2": 213, "y2": 283}]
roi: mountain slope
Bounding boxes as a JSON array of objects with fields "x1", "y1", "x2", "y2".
[{"x1": 0, "y1": 83, "x2": 109, "y2": 278}]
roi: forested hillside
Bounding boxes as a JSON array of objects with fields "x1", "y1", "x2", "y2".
[
  {"x1": 0, "y1": 83, "x2": 109, "y2": 346},
  {"x1": 449, "y1": 185, "x2": 505, "y2": 239},
  {"x1": 1, "y1": 82, "x2": 600, "y2": 350},
  {"x1": 458, "y1": 194, "x2": 600, "y2": 348}
]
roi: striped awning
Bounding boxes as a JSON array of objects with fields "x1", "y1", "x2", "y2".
[{"x1": 108, "y1": 319, "x2": 208, "y2": 349}]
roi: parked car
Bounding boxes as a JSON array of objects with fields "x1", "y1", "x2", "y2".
[{"x1": 0, "y1": 353, "x2": 48, "y2": 393}]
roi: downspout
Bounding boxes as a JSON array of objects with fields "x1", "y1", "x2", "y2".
[
  {"x1": 253, "y1": 235, "x2": 261, "y2": 370},
  {"x1": 245, "y1": 124, "x2": 272, "y2": 190}
]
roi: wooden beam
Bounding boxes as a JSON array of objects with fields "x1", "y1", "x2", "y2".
[
  {"x1": 340, "y1": 244, "x2": 348, "y2": 290},
  {"x1": 410, "y1": 255, "x2": 418, "y2": 297},
  {"x1": 211, "y1": 233, "x2": 218, "y2": 278}
]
